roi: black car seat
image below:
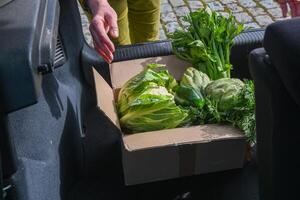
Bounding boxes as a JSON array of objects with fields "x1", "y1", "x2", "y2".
[{"x1": 250, "y1": 17, "x2": 300, "y2": 200}]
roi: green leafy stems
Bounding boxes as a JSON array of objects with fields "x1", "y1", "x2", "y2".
[{"x1": 169, "y1": 8, "x2": 244, "y2": 80}]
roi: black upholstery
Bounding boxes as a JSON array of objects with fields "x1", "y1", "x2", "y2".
[
  {"x1": 0, "y1": 141, "x2": 3, "y2": 200},
  {"x1": 264, "y1": 18, "x2": 300, "y2": 107},
  {"x1": 250, "y1": 18, "x2": 300, "y2": 200}
]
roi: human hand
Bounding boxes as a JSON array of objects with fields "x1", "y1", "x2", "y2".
[
  {"x1": 88, "y1": 0, "x2": 118, "y2": 63},
  {"x1": 277, "y1": 0, "x2": 300, "y2": 17}
]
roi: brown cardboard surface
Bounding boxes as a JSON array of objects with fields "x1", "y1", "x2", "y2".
[
  {"x1": 93, "y1": 55, "x2": 247, "y2": 185},
  {"x1": 109, "y1": 55, "x2": 190, "y2": 89},
  {"x1": 93, "y1": 68, "x2": 120, "y2": 128},
  {"x1": 122, "y1": 138, "x2": 245, "y2": 185},
  {"x1": 123, "y1": 124, "x2": 244, "y2": 151},
  {"x1": 94, "y1": 55, "x2": 192, "y2": 130}
]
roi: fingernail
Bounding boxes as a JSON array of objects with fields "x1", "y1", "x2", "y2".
[{"x1": 113, "y1": 30, "x2": 119, "y2": 37}]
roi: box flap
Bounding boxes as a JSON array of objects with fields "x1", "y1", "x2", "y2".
[
  {"x1": 123, "y1": 124, "x2": 245, "y2": 151},
  {"x1": 93, "y1": 68, "x2": 120, "y2": 128},
  {"x1": 109, "y1": 55, "x2": 190, "y2": 89}
]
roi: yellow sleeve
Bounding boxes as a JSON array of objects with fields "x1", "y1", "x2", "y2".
[{"x1": 78, "y1": 0, "x2": 93, "y2": 20}]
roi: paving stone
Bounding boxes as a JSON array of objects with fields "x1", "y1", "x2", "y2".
[
  {"x1": 170, "y1": 0, "x2": 185, "y2": 7},
  {"x1": 248, "y1": 7, "x2": 266, "y2": 16},
  {"x1": 161, "y1": 12, "x2": 177, "y2": 23},
  {"x1": 268, "y1": 7, "x2": 283, "y2": 18},
  {"x1": 165, "y1": 21, "x2": 181, "y2": 33},
  {"x1": 220, "y1": 12, "x2": 230, "y2": 18},
  {"x1": 188, "y1": 1, "x2": 204, "y2": 11},
  {"x1": 175, "y1": 6, "x2": 190, "y2": 17},
  {"x1": 179, "y1": 16, "x2": 190, "y2": 27},
  {"x1": 208, "y1": 1, "x2": 224, "y2": 11},
  {"x1": 226, "y1": 3, "x2": 243, "y2": 13},
  {"x1": 161, "y1": 3, "x2": 173, "y2": 14},
  {"x1": 221, "y1": 0, "x2": 236, "y2": 4},
  {"x1": 83, "y1": 30, "x2": 93, "y2": 45},
  {"x1": 276, "y1": 16, "x2": 291, "y2": 21},
  {"x1": 238, "y1": 0, "x2": 256, "y2": 8},
  {"x1": 244, "y1": 22, "x2": 261, "y2": 29},
  {"x1": 160, "y1": 29, "x2": 167, "y2": 40},
  {"x1": 259, "y1": 0, "x2": 278, "y2": 9},
  {"x1": 233, "y1": 12, "x2": 253, "y2": 23},
  {"x1": 79, "y1": 6, "x2": 93, "y2": 45},
  {"x1": 203, "y1": 0, "x2": 215, "y2": 3},
  {"x1": 255, "y1": 15, "x2": 274, "y2": 26}
]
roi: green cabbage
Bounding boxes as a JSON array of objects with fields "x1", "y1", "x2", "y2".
[
  {"x1": 180, "y1": 67, "x2": 211, "y2": 94},
  {"x1": 118, "y1": 64, "x2": 177, "y2": 116},
  {"x1": 204, "y1": 78, "x2": 245, "y2": 111},
  {"x1": 202, "y1": 79, "x2": 256, "y2": 143},
  {"x1": 117, "y1": 64, "x2": 189, "y2": 133}
]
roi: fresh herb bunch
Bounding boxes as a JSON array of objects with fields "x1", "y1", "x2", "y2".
[
  {"x1": 224, "y1": 80, "x2": 256, "y2": 143},
  {"x1": 197, "y1": 80, "x2": 256, "y2": 143},
  {"x1": 169, "y1": 8, "x2": 244, "y2": 80}
]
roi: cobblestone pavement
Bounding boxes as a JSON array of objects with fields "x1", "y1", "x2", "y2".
[
  {"x1": 79, "y1": 6, "x2": 93, "y2": 45},
  {"x1": 159, "y1": 0, "x2": 290, "y2": 39},
  {"x1": 80, "y1": 0, "x2": 291, "y2": 42}
]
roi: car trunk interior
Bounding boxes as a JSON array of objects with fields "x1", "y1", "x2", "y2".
[{"x1": 0, "y1": 0, "x2": 265, "y2": 199}]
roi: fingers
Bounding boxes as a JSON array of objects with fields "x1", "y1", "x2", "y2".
[
  {"x1": 90, "y1": 28, "x2": 113, "y2": 63},
  {"x1": 94, "y1": 42, "x2": 113, "y2": 63},
  {"x1": 105, "y1": 12, "x2": 119, "y2": 38},
  {"x1": 90, "y1": 16, "x2": 115, "y2": 63},
  {"x1": 88, "y1": 2, "x2": 120, "y2": 64},
  {"x1": 94, "y1": 41, "x2": 113, "y2": 63},
  {"x1": 90, "y1": 16, "x2": 115, "y2": 52}
]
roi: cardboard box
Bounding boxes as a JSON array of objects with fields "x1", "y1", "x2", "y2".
[{"x1": 93, "y1": 55, "x2": 246, "y2": 185}]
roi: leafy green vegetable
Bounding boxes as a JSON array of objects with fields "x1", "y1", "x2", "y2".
[
  {"x1": 224, "y1": 80, "x2": 256, "y2": 143},
  {"x1": 117, "y1": 63, "x2": 256, "y2": 142},
  {"x1": 118, "y1": 64, "x2": 177, "y2": 116},
  {"x1": 117, "y1": 64, "x2": 189, "y2": 133},
  {"x1": 198, "y1": 80, "x2": 256, "y2": 143},
  {"x1": 181, "y1": 67, "x2": 211, "y2": 94},
  {"x1": 168, "y1": 8, "x2": 254, "y2": 142},
  {"x1": 204, "y1": 78, "x2": 245, "y2": 111},
  {"x1": 169, "y1": 8, "x2": 244, "y2": 80},
  {"x1": 174, "y1": 85, "x2": 205, "y2": 108}
]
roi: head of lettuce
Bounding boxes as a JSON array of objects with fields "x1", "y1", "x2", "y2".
[{"x1": 117, "y1": 64, "x2": 190, "y2": 133}]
